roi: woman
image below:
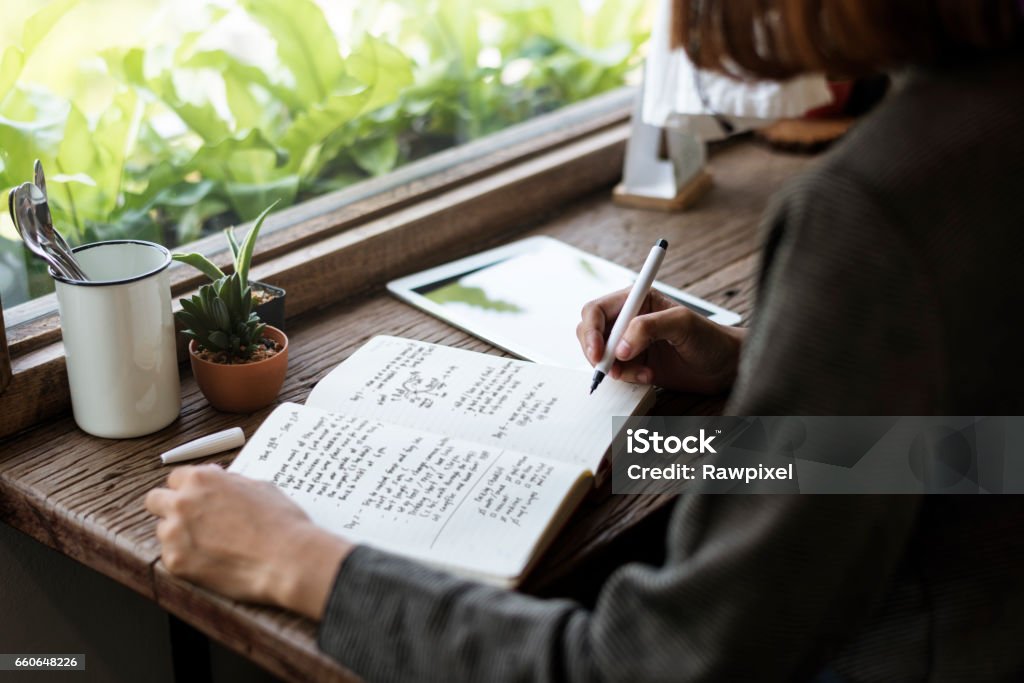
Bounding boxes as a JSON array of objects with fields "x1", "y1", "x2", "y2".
[{"x1": 146, "y1": 2, "x2": 1024, "y2": 680}]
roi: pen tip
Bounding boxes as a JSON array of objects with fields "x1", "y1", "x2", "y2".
[
  {"x1": 657, "y1": 239, "x2": 668, "y2": 249},
  {"x1": 589, "y1": 371, "x2": 604, "y2": 395}
]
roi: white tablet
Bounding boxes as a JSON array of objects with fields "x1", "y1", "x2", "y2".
[{"x1": 387, "y1": 236, "x2": 742, "y2": 370}]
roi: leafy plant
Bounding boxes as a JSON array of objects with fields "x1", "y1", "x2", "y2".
[
  {"x1": 172, "y1": 199, "x2": 279, "y2": 289},
  {"x1": 175, "y1": 272, "x2": 267, "y2": 361},
  {"x1": 1, "y1": 0, "x2": 650, "y2": 310}
]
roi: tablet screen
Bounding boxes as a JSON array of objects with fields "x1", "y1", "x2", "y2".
[{"x1": 412, "y1": 239, "x2": 713, "y2": 369}]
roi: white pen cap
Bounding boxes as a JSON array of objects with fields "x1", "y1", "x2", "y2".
[{"x1": 160, "y1": 427, "x2": 246, "y2": 465}]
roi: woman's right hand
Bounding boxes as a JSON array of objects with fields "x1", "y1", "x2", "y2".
[{"x1": 576, "y1": 288, "x2": 746, "y2": 395}]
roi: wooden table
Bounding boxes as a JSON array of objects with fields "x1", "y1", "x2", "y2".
[{"x1": 0, "y1": 142, "x2": 815, "y2": 682}]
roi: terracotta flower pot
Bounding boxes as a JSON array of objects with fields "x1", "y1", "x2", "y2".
[{"x1": 189, "y1": 326, "x2": 289, "y2": 413}]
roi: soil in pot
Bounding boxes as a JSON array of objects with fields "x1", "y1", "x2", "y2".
[
  {"x1": 193, "y1": 337, "x2": 281, "y2": 364},
  {"x1": 251, "y1": 289, "x2": 278, "y2": 305},
  {"x1": 251, "y1": 281, "x2": 286, "y2": 331}
]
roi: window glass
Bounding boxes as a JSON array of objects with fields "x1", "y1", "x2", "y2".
[{"x1": 0, "y1": 0, "x2": 650, "y2": 311}]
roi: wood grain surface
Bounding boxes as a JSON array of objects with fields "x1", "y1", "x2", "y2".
[
  {"x1": 0, "y1": 304, "x2": 10, "y2": 394},
  {"x1": 0, "y1": 141, "x2": 816, "y2": 682}
]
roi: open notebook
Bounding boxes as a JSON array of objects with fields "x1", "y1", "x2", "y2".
[{"x1": 229, "y1": 336, "x2": 654, "y2": 587}]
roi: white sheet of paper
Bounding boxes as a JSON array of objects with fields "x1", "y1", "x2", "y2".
[
  {"x1": 306, "y1": 336, "x2": 649, "y2": 472},
  {"x1": 229, "y1": 403, "x2": 584, "y2": 580}
]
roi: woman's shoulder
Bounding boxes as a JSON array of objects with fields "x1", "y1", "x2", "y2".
[
  {"x1": 808, "y1": 52, "x2": 1024, "y2": 223},
  {"x1": 763, "y1": 52, "x2": 1024, "y2": 278}
]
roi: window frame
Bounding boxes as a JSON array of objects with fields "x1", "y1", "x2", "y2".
[
  {"x1": 0, "y1": 88, "x2": 634, "y2": 439},
  {"x1": 4, "y1": 89, "x2": 633, "y2": 353}
]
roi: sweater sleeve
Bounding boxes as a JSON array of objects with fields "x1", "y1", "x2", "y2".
[{"x1": 317, "y1": 170, "x2": 936, "y2": 682}]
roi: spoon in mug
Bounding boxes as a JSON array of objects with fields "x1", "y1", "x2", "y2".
[
  {"x1": 32, "y1": 160, "x2": 79, "y2": 261},
  {"x1": 11, "y1": 185, "x2": 68, "y2": 278},
  {"x1": 7, "y1": 188, "x2": 15, "y2": 237},
  {"x1": 23, "y1": 182, "x2": 89, "y2": 281},
  {"x1": 12, "y1": 184, "x2": 88, "y2": 281}
]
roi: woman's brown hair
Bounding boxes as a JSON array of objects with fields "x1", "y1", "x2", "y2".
[{"x1": 670, "y1": 0, "x2": 1023, "y2": 79}]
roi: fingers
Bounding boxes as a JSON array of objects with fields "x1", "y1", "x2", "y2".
[
  {"x1": 612, "y1": 359, "x2": 654, "y2": 385},
  {"x1": 615, "y1": 307, "x2": 694, "y2": 362},
  {"x1": 166, "y1": 463, "x2": 223, "y2": 490},
  {"x1": 150, "y1": 464, "x2": 229, "y2": 519},
  {"x1": 589, "y1": 287, "x2": 631, "y2": 321},
  {"x1": 156, "y1": 518, "x2": 194, "y2": 575},
  {"x1": 577, "y1": 288, "x2": 634, "y2": 365},
  {"x1": 646, "y1": 288, "x2": 680, "y2": 313},
  {"x1": 145, "y1": 487, "x2": 176, "y2": 518},
  {"x1": 167, "y1": 464, "x2": 197, "y2": 489},
  {"x1": 578, "y1": 287, "x2": 686, "y2": 365},
  {"x1": 575, "y1": 320, "x2": 605, "y2": 366},
  {"x1": 576, "y1": 302, "x2": 606, "y2": 365}
]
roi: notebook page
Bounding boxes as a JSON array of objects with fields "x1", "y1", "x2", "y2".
[
  {"x1": 306, "y1": 336, "x2": 650, "y2": 471},
  {"x1": 229, "y1": 403, "x2": 587, "y2": 581}
]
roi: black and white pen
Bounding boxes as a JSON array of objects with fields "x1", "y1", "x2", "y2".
[{"x1": 590, "y1": 239, "x2": 668, "y2": 394}]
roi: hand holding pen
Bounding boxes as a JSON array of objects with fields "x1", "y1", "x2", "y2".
[
  {"x1": 577, "y1": 240, "x2": 747, "y2": 396},
  {"x1": 588, "y1": 240, "x2": 669, "y2": 393}
]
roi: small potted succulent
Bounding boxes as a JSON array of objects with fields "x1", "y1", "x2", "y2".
[
  {"x1": 173, "y1": 202, "x2": 288, "y2": 413},
  {"x1": 173, "y1": 201, "x2": 286, "y2": 330},
  {"x1": 175, "y1": 273, "x2": 288, "y2": 413}
]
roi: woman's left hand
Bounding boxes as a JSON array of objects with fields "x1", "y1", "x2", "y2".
[{"x1": 145, "y1": 464, "x2": 352, "y2": 620}]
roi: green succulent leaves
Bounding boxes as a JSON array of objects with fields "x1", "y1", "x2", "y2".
[
  {"x1": 170, "y1": 252, "x2": 225, "y2": 281},
  {"x1": 176, "y1": 272, "x2": 267, "y2": 361},
  {"x1": 233, "y1": 199, "x2": 278, "y2": 288},
  {"x1": 172, "y1": 197, "x2": 279, "y2": 288}
]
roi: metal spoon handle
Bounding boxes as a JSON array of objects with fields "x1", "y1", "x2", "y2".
[
  {"x1": 35, "y1": 228, "x2": 87, "y2": 280},
  {"x1": 32, "y1": 161, "x2": 59, "y2": 243},
  {"x1": 14, "y1": 185, "x2": 79, "y2": 281},
  {"x1": 46, "y1": 231, "x2": 88, "y2": 280},
  {"x1": 7, "y1": 189, "x2": 17, "y2": 237},
  {"x1": 32, "y1": 161, "x2": 55, "y2": 234},
  {"x1": 33, "y1": 159, "x2": 46, "y2": 196},
  {"x1": 44, "y1": 243, "x2": 89, "y2": 281},
  {"x1": 25, "y1": 181, "x2": 89, "y2": 281},
  {"x1": 25, "y1": 241, "x2": 76, "y2": 281}
]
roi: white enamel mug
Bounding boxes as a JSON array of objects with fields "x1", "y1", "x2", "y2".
[{"x1": 52, "y1": 240, "x2": 181, "y2": 438}]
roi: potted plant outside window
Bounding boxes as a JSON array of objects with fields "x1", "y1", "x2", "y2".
[{"x1": 173, "y1": 201, "x2": 286, "y2": 330}]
